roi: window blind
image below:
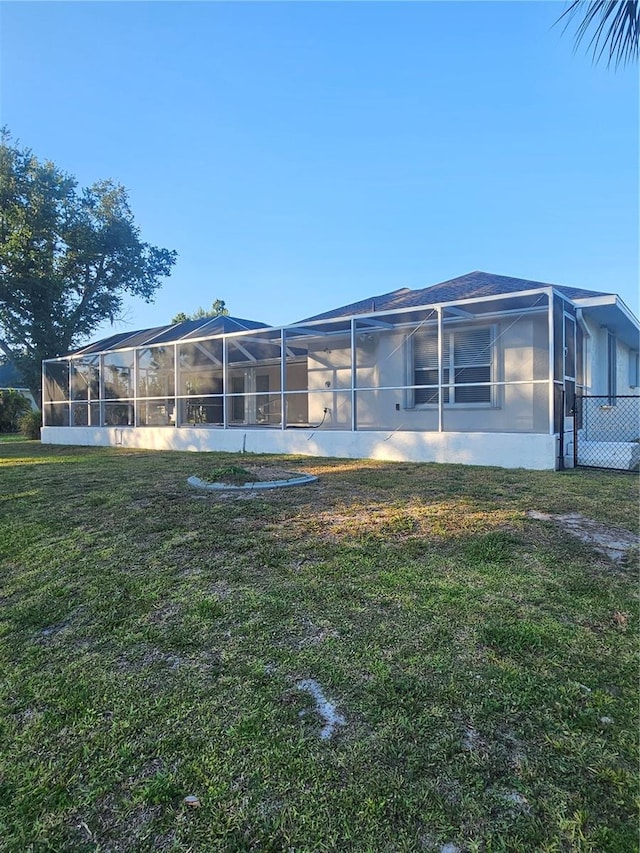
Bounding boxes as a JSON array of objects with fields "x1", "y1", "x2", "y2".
[{"x1": 414, "y1": 326, "x2": 492, "y2": 405}]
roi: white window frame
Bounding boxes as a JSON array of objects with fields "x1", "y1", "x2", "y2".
[{"x1": 410, "y1": 324, "x2": 496, "y2": 408}]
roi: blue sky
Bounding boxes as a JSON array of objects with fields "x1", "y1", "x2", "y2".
[{"x1": 1, "y1": 1, "x2": 638, "y2": 339}]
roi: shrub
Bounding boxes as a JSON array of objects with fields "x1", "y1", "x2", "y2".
[
  {"x1": 19, "y1": 410, "x2": 42, "y2": 440},
  {"x1": 0, "y1": 389, "x2": 32, "y2": 432},
  {"x1": 206, "y1": 465, "x2": 260, "y2": 485}
]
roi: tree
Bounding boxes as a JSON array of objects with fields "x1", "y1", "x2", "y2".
[
  {"x1": 557, "y1": 0, "x2": 639, "y2": 68},
  {"x1": 171, "y1": 299, "x2": 229, "y2": 324},
  {"x1": 0, "y1": 388, "x2": 31, "y2": 433},
  {"x1": 0, "y1": 130, "x2": 177, "y2": 402}
]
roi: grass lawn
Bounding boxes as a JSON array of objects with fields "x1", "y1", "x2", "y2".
[{"x1": 0, "y1": 441, "x2": 638, "y2": 853}]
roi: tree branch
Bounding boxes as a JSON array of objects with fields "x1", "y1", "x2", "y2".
[
  {"x1": 0, "y1": 336, "x2": 18, "y2": 363},
  {"x1": 64, "y1": 254, "x2": 109, "y2": 343},
  {"x1": 0, "y1": 313, "x2": 36, "y2": 354}
]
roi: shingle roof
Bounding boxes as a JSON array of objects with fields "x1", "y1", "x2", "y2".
[
  {"x1": 300, "y1": 271, "x2": 611, "y2": 322},
  {"x1": 0, "y1": 361, "x2": 28, "y2": 388}
]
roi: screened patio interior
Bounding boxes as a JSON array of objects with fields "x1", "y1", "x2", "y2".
[{"x1": 43, "y1": 289, "x2": 576, "y2": 436}]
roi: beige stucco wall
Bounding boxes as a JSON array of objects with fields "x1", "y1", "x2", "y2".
[
  {"x1": 306, "y1": 314, "x2": 550, "y2": 433},
  {"x1": 575, "y1": 314, "x2": 639, "y2": 442},
  {"x1": 307, "y1": 336, "x2": 353, "y2": 427},
  {"x1": 580, "y1": 316, "x2": 639, "y2": 396}
]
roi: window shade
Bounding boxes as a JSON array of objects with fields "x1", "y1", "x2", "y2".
[
  {"x1": 413, "y1": 326, "x2": 492, "y2": 405},
  {"x1": 453, "y1": 328, "x2": 491, "y2": 366},
  {"x1": 414, "y1": 333, "x2": 450, "y2": 370}
]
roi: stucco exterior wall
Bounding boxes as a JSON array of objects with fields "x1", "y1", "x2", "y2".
[
  {"x1": 572, "y1": 315, "x2": 640, "y2": 444},
  {"x1": 307, "y1": 314, "x2": 550, "y2": 433},
  {"x1": 307, "y1": 336, "x2": 353, "y2": 427},
  {"x1": 581, "y1": 315, "x2": 640, "y2": 396},
  {"x1": 616, "y1": 337, "x2": 637, "y2": 395}
]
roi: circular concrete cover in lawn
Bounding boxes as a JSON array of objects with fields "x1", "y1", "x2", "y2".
[{"x1": 188, "y1": 464, "x2": 317, "y2": 492}]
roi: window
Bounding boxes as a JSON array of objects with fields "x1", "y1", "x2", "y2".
[{"x1": 414, "y1": 326, "x2": 493, "y2": 405}]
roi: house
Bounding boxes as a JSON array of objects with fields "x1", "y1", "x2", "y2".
[
  {"x1": 0, "y1": 361, "x2": 38, "y2": 409},
  {"x1": 40, "y1": 271, "x2": 640, "y2": 470}
]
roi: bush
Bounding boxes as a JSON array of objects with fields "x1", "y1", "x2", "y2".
[
  {"x1": 0, "y1": 389, "x2": 32, "y2": 432},
  {"x1": 205, "y1": 465, "x2": 260, "y2": 485},
  {"x1": 19, "y1": 410, "x2": 42, "y2": 440}
]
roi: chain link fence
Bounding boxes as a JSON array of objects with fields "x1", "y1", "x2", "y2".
[{"x1": 573, "y1": 395, "x2": 640, "y2": 471}]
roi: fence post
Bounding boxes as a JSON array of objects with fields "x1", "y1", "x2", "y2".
[
  {"x1": 573, "y1": 394, "x2": 579, "y2": 468},
  {"x1": 558, "y1": 389, "x2": 565, "y2": 470}
]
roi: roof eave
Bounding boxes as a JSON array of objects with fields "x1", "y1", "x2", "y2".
[{"x1": 574, "y1": 295, "x2": 640, "y2": 349}]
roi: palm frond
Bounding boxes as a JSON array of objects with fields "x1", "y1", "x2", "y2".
[{"x1": 557, "y1": 0, "x2": 639, "y2": 68}]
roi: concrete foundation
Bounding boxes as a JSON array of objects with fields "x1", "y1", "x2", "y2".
[{"x1": 41, "y1": 426, "x2": 558, "y2": 470}]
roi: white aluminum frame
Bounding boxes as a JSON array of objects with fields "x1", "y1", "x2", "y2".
[{"x1": 42, "y1": 288, "x2": 556, "y2": 437}]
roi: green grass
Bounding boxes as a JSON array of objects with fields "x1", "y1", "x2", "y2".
[
  {"x1": 0, "y1": 441, "x2": 638, "y2": 853},
  {"x1": 0, "y1": 433, "x2": 26, "y2": 443},
  {"x1": 204, "y1": 465, "x2": 261, "y2": 485}
]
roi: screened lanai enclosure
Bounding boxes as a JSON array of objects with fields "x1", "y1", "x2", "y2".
[{"x1": 42, "y1": 287, "x2": 587, "y2": 469}]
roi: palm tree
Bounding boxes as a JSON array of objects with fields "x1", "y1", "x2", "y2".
[{"x1": 558, "y1": 0, "x2": 639, "y2": 68}]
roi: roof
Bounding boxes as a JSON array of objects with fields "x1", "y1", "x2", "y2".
[
  {"x1": 300, "y1": 271, "x2": 612, "y2": 322},
  {"x1": 0, "y1": 361, "x2": 28, "y2": 388},
  {"x1": 70, "y1": 315, "x2": 269, "y2": 356}
]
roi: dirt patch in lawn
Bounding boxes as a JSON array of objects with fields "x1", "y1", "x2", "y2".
[
  {"x1": 243, "y1": 465, "x2": 308, "y2": 482},
  {"x1": 527, "y1": 511, "x2": 639, "y2": 563}
]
